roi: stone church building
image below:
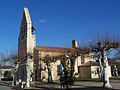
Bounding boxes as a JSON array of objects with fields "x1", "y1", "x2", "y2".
[{"x1": 17, "y1": 7, "x2": 96, "y2": 87}]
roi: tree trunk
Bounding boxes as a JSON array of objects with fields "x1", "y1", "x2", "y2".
[
  {"x1": 12, "y1": 71, "x2": 15, "y2": 86},
  {"x1": 98, "y1": 56, "x2": 103, "y2": 80},
  {"x1": 48, "y1": 64, "x2": 52, "y2": 83},
  {"x1": 69, "y1": 57, "x2": 75, "y2": 85},
  {"x1": 12, "y1": 63, "x2": 19, "y2": 86},
  {"x1": 102, "y1": 49, "x2": 112, "y2": 88},
  {"x1": 26, "y1": 56, "x2": 31, "y2": 88},
  {"x1": 113, "y1": 65, "x2": 118, "y2": 77}
]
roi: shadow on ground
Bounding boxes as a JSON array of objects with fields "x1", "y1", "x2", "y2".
[{"x1": 12, "y1": 87, "x2": 119, "y2": 90}]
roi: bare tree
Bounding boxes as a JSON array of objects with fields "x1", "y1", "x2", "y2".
[
  {"x1": 0, "y1": 52, "x2": 14, "y2": 66},
  {"x1": 9, "y1": 52, "x2": 18, "y2": 66},
  {"x1": 56, "y1": 53, "x2": 77, "y2": 89},
  {"x1": 0, "y1": 50, "x2": 18, "y2": 66},
  {"x1": 0, "y1": 52, "x2": 3, "y2": 65},
  {"x1": 88, "y1": 34, "x2": 120, "y2": 88},
  {"x1": 0, "y1": 53, "x2": 8, "y2": 66},
  {"x1": 42, "y1": 55, "x2": 56, "y2": 83}
]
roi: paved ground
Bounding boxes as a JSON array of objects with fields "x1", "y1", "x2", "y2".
[
  {"x1": 0, "y1": 85, "x2": 13, "y2": 90},
  {"x1": 0, "y1": 80, "x2": 120, "y2": 90},
  {"x1": 74, "y1": 80, "x2": 120, "y2": 90},
  {"x1": 34, "y1": 80, "x2": 120, "y2": 90}
]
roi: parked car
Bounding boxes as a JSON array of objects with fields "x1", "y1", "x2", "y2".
[{"x1": 1, "y1": 77, "x2": 13, "y2": 81}]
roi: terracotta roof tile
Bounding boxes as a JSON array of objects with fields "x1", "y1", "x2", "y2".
[
  {"x1": 108, "y1": 60, "x2": 120, "y2": 65},
  {"x1": 79, "y1": 61, "x2": 99, "y2": 67},
  {"x1": 35, "y1": 46, "x2": 77, "y2": 53},
  {"x1": 79, "y1": 61, "x2": 120, "y2": 67},
  {"x1": 0, "y1": 66, "x2": 14, "y2": 69}
]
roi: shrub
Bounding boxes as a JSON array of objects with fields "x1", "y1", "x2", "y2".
[{"x1": 4, "y1": 71, "x2": 12, "y2": 78}]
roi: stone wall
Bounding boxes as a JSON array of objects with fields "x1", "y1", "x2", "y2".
[
  {"x1": 78, "y1": 66, "x2": 112, "y2": 79},
  {"x1": 78, "y1": 66, "x2": 91, "y2": 78},
  {"x1": 33, "y1": 50, "x2": 81, "y2": 81}
]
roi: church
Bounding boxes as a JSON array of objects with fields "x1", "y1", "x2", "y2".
[{"x1": 17, "y1": 7, "x2": 97, "y2": 88}]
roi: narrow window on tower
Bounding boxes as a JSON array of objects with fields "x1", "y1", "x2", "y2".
[{"x1": 32, "y1": 26, "x2": 35, "y2": 35}]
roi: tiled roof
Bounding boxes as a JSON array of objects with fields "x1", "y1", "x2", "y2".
[
  {"x1": 108, "y1": 60, "x2": 120, "y2": 65},
  {"x1": 79, "y1": 61, "x2": 120, "y2": 67},
  {"x1": 79, "y1": 61, "x2": 99, "y2": 67},
  {"x1": 0, "y1": 66, "x2": 14, "y2": 69},
  {"x1": 35, "y1": 46, "x2": 77, "y2": 53}
]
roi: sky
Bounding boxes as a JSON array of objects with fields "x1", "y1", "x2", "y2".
[{"x1": 0, "y1": 0, "x2": 120, "y2": 54}]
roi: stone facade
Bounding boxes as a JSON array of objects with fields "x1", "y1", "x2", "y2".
[
  {"x1": 18, "y1": 7, "x2": 36, "y2": 88},
  {"x1": 33, "y1": 46, "x2": 81, "y2": 81},
  {"x1": 18, "y1": 7, "x2": 96, "y2": 84},
  {"x1": 78, "y1": 61, "x2": 112, "y2": 79}
]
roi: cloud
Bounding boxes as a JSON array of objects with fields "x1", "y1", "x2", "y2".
[{"x1": 38, "y1": 19, "x2": 46, "y2": 23}]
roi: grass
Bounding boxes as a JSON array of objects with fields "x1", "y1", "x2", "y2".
[
  {"x1": 75, "y1": 77, "x2": 101, "y2": 82},
  {"x1": 110, "y1": 77, "x2": 120, "y2": 80},
  {"x1": 75, "y1": 76, "x2": 120, "y2": 82}
]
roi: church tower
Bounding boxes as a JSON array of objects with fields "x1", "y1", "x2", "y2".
[
  {"x1": 18, "y1": 7, "x2": 36, "y2": 88},
  {"x1": 18, "y1": 7, "x2": 36, "y2": 59}
]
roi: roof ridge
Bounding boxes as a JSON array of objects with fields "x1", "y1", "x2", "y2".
[
  {"x1": 35, "y1": 46, "x2": 77, "y2": 53},
  {"x1": 36, "y1": 46, "x2": 76, "y2": 49}
]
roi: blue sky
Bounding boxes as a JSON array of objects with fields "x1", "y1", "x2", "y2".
[{"x1": 0, "y1": 0, "x2": 120, "y2": 54}]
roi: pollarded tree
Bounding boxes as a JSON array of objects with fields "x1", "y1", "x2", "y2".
[
  {"x1": 57, "y1": 53, "x2": 77, "y2": 89},
  {"x1": 89, "y1": 35, "x2": 120, "y2": 88},
  {"x1": 43, "y1": 55, "x2": 57, "y2": 83}
]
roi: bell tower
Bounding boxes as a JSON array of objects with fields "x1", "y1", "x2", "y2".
[
  {"x1": 18, "y1": 7, "x2": 36, "y2": 59},
  {"x1": 18, "y1": 7, "x2": 36, "y2": 88}
]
